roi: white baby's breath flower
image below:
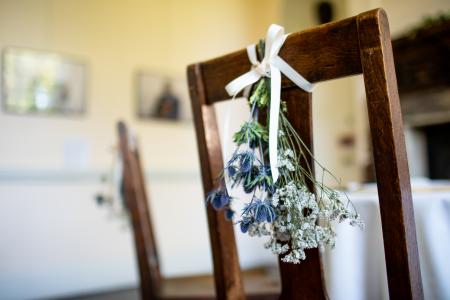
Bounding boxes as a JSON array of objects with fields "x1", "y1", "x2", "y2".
[{"x1": 271, "y1": 193, "x2": 279, "y2": 207}]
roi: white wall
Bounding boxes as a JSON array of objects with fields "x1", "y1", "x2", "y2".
[
  {"x1": 0, "y1": 1, "x2": 282, "y2": 299},
  {"x1": 0, "y1": 180, "x2": 137, "y2": 300}
]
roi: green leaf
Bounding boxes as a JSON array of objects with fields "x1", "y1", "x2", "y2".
[
  {"x1": 233, "y1": 121, "x2": 268, "y2": 147},
  {"x1": 249, "y1": 78, "x2": 270, "y2": 108}
]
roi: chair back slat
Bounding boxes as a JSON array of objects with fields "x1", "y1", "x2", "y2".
[
  {"x1": 188, "y1": 8, "x2": 423, "y2": 300},
  {"x1": 117, "y1": 121, "x2": 161, "y2": 299},
  {"x1": 198, "y1": 16, "x2": 361, "y2": 104}
]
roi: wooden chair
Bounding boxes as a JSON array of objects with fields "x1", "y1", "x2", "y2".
[
  {"x1": 117, "y1": 121, "x2": 278, "y2": 299},
  {"x1": 187, "y1": 8, "x2": 423, "y2": 300},
  {"x1": 117, "y1": 121, "x2": 214, "y2": 299}
]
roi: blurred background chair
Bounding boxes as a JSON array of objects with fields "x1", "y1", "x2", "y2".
[
  {"x1": 117, "y1": 121, "x2": 280, "y2": 299},
  {"x1": 188, "y1": 8, "x2": 422, "y2": 300},
  {"x1": 117, "y1": 121, "x2": 215, "y2": 299}
]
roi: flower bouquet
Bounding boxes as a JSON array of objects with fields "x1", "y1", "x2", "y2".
[{"x1": 206, "y1": 29, "x2": 363, "y2": 264}]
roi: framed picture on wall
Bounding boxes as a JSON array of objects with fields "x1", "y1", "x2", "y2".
[
  {"x1": 135, "y1": 71, "x2": 191, "y2": 121},
  {"x1": 1, "y1": 47, "x2": 87, "y2": 116}
]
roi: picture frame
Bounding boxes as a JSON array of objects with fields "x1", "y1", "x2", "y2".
[
  {"x1": 135, "y1": 71, "x2": 191, "y2": 121},
  {"x1": 1, "y1": 47, "x2": 87, "y2": 116}
]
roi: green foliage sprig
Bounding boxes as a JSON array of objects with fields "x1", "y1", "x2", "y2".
[{"x1": 233, "y1": 120, "x2": 268, "y2": 148}]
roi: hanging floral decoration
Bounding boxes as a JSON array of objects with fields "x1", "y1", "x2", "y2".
[
  {"x1": 95, "y1": 146, "x2": 128, "y2": 223},
  {"x1": 206, "y1": 25, "x2": 363, "y2": 264}
]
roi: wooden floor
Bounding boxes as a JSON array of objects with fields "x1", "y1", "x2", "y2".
[{"x1": 62, "y1": 267, "x2": 280, "y2": 300}]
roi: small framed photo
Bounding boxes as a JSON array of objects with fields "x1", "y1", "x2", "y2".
[
  {"x1": 135, "y1": 71, "x2": 191, "y2": 121},
  {"x1": 1, "y1": 47, "x2": 87, "y2": 116}
]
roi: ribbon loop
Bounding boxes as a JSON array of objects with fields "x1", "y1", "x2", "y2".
[{"x1": 225, "y1": 24, "x2": 314, "y2": 183}]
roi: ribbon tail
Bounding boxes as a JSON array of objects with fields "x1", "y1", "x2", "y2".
[
  {"x1": 225, "y1": 69, "x2": 261, "y2": 97},
  {"x1": 272, "y1": 56, "x2": 314, "y2": 93},
  {"x1": 269, "y1": 66, "x2": 281, "y2": 183}
]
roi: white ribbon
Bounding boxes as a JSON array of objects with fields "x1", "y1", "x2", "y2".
[{"x1": 225, "y1": 24, "x2": 314, "y2": 183}]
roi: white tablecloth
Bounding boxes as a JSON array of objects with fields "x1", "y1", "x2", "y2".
[{"x1": 324, "y1": 181, "x2": 450, "y2": 300}]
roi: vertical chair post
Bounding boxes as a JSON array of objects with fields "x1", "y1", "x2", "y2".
[
  {"x1": 357, "y1": 9, "x2": 424, "y2": 300},
  {"x1": 117, "y1": 121, "x2": 161, "y2": 300},
  {"x1": 188, "y1": 65, "x2": 245, "y2": 300},
  {"x1": 278, "y1": 89, "x2": 328, "y2": 300}
]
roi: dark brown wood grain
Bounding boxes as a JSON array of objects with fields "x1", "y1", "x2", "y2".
[
  {"x1": 187, "y1": 7, "x2": 423, "y2": 300},
  {"x1": 357, "y1": 9, "x2": 424, "y2": 300},
  {"x1": 199, "y1": 16, "x2": 361, "y2": 104},
  {"x1": 187, "y1": 65, "x2": 245, "y2": 300},
  {"x1": 118, "y1": 121, "x2": 161, "y2": 299}
]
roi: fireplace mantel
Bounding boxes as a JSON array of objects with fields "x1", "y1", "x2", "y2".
[
  {"x1": 393, "y1": 19, "x2": 450, "y2": 126},
  {"x1": 393, "y1": 19, "x2": 450, "y2": 95}
]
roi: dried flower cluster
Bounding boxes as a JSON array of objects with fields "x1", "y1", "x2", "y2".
[{"x1": 207, "y1": 43, "x2": 363, "y2": 263}]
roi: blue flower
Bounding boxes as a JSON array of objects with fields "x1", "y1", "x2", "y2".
[
  {"x1": 240, "y1": 218, "x2": 251, "y2": 233},
  {"x1": 227, "y1": 165, "x2": 236, "y2": 177},
  {"x1": 242, "y1": 165, "x2": 274, "y2": 194},
  {"x1": 226, "y1": 151, "x2": 263, "y2": 193},
  {"x1": 239, "y1": 151, "x2": 254, "y2": 173},
  {"x1": 225, "y1": 208, "x2": 235, "y2": 220},
  {"x1": 226, "y1": 151, "x2": 241, "y2": 166},
  {"x1": 242, "y1": 198, "x2": 277, "y2": 223},
  {"x1": 259, "y1": 165, "x2": 271, "y2": 177},
  {"x1": 206, "y1": 188, "x2": 231, "y2": 210},
  {"x1": 243, "y1": 166, "x2": 260, "y2": 193}
]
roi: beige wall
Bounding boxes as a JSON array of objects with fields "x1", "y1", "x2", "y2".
[
  {"x1": 281, "y1": 0, "x2": 361, "y2": 185},
  {"x1": 0, "y1": 1, "x2": 283, "y2": 298},
  {"x1": 1, "y1": 1, "x2": 449, "y2": 298},
  {"x1": 2, "y1": 0, "x2": 448, "y2": 178},
  {"x1": 0, "y1": 0, "x2": 282, "y2": 172}
]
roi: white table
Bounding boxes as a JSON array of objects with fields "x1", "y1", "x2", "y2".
[{"x1": 323, "y1": 180, "x2": 450, "y2": 300}]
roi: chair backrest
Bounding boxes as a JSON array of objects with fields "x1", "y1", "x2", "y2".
[
  {"x1": 187, "y1": 8, "x2": 423, "y2": 300},
  {"x1": 117, "y1": 121, "x2": 161, "y2": 299}
]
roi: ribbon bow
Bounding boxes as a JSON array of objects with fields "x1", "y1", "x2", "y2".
[{"x1": 225, "y1": 24, "x2": 314, "y2": 183}]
